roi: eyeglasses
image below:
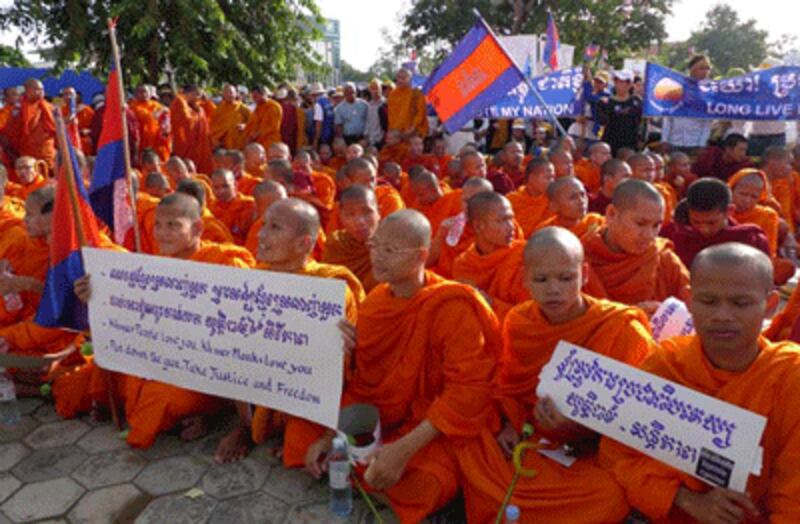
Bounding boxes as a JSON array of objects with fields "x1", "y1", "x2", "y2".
[{"x1": 366, "y1": 239, "x2": 424, "y2": 258}]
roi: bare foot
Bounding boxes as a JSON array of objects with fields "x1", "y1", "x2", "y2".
[
  {"x1": 214, "y1": 424, "x2": 253, "y2": 464},
  {"x1": 179, "y1": 415, "x2": 209, "y2": 442}
]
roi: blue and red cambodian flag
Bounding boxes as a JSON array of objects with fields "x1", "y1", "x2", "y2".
[
  {"x1": 423, "y1": 14, "x2": 527, "y2": 134},
  {"x1": 35, "y1": 123, "x2": 102, "y2": 331},
  {"x1": 89, "y1": 58, "x2": 134, "y2": 245},
  {"x1": 583, "y1": 44, "x2": 600, "y2": 62},
  {"x1": 543, "y1": 12, "x2": 561, "y2": 71}
]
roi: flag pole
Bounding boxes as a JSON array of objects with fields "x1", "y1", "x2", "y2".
[
  {"x1": 472, "y1": 9, "x2": 568, "y2": 137},
  {"x1": 108, "y1": 18, "x2": 141, "y2": 253},
  {"x1": 54, "y1": 111, "x2": 88, "y2": 249}
]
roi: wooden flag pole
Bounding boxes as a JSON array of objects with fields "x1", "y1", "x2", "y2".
[{"x1": 108, "y1": 18, "x2": 142, "y2": 253}]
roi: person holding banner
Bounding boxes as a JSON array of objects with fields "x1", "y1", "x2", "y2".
[
  {"x1": 600, "y1": 243, "x2": 800, "y2": 523},
  {"x1": 458, "y1": 226, "x2": 655, "y2": 524},
  {"x1": 660, "y1": 55, "x2": 714, "y2": 156},
  {"x1": 595, "y1": 70, "x2": 643, "y2": 155},
  {"x1": 306, "y1": 209, "x2": 501, "y2": 523}
]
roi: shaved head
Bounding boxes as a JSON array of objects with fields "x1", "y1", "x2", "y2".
[
  {"x1": 380, "y1": 210, "x2": 431, "y2": 249},
  {"x1": 253, "y1": 179, "x2": 287, "y2": 199},
  {"x1": 158, "y1": 192, "x2": 201, "y2": 220},
  {"x1": 467, "y1": 191, "x2": 507, "y2": 223},
  {"x1": 524, "y1": 226, "x2": 584, "y2": 267},
  {"x1": 546, "y1": 175, "x2": 583, "y2": 200},
  {"x1": 267, "y1": 198, "x2": 320, "y2": 239},
  {"x1": 692, "y1": 243, "x2": 772, "y2": 292},
  {"x1": 268, "y1": 142, "x2": 291, "y2": 161},
  {"x1": 144, "y1": 172, "x2": 169, "y2": 189},
  {"x1": 175, "y1": 179, "x2": 207, "y2": 208},
  {"x1": 612, "y1": 179, "x2": 664, "y2": 211},
  {"x1": 340, "y1": 184, "x2": 378, "y2": 208}
]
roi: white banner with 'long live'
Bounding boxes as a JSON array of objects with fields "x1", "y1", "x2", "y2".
[
  {"x1": 83, "y1": 247, "x2": 346, "y2": 429},
  {"x1": 537, "y1": 341, "x2": 766, "y2": 492}
]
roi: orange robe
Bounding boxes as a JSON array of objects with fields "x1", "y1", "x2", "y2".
[
  {"x1": 325, "y1": 184, "x2": 405, "y2": 233},
  {"x1": 250, "y1": 260, "x2": 365, "y2": 463},
  {"x1": 6, "y1": 174, "x2": 49, "y2": 202},
  {"x1": 209, "y1": 194, "x2": 256, "y2": 245},
  {"x1": 139, "y1": 204, "x2": 233, "y2": 255},
  {"x1": 170, "y1": 94, "x2": 213, "y2": 175},
  {"x1": 3, "y1": 98, "x2": 57, "y2": 169},
  {"x1": 402, "y1": 154, "x2": 441, "y2": 177},
  {"x1": 459, "y1": 296, "x2": 655, "y2": 524},
  {"x1": 506, "y1": 186, "x2": 555, "y2": 238},
  {"x1": 414, "y1": 191, "x2": 463, "y2": 235},
  {"x1": 129, "y1": 99, "x2": 170, "y2": 161},
  {"x1": 343, "y1": 272, "x2": 500, "y2": 522},
  {"x1": 243, "y1": 99, "x2": 282, "y2": 151},
  {"x1": 387, "y1": 86, "x2": 429, "y2": 137},
  {"x1": 452, "y1": 240, "x2": 530, "y2": 320},
  {"x1": 123, "y1": 242, "x2": 254, "y2": 448},
  {"x1": 236, "y1": 172, "x2": 261, "y2": 196},
  {"x1": 321, "y1": 229, "x2": 379, "y2": 292},
  {"x1": 654, "y1": 181, "x2": 677, "y2": 225},
  {"x1": 768, "y1": 172, "x2": 800, "y2": 233},
  {"x1": 0, "y1": 196, "x2": 24, "y2": 228},
  {"x1": 766, "y1": 284, "x2": 800, "y2": 342},
  {"x1": 583, "y1": 230, "x2": 691, "y2": 306},
  {"x1": 733, "y1": 205, "x2": 780, "y2": 257},
  {"x1": 328, "y1": 155, "x2": 347, "y2": 173},
  {"x1": 435, "y1": 154, "x2": 454, "y2": 179},
  {"x1": 534, "y1": 212, "x2": 605, "y2": 239},
  {"x1": 433, "y1": 218, "x2": 525, "y2": 279},
  {"x1": 600, "y1": 336, "x2": 800, "y2": 523},
  {"x1": 378, "y1": 142, "x2": 409, "y2": 165},
  {"x1": 209, "y1": 100, "x2": 250, "y2": 150},
  {"x1": 574, "y1": 159, "x2": 601, "y2": 193},
  {"x1": 310, "y1": 171, "x2": 336, "y2": 214}
]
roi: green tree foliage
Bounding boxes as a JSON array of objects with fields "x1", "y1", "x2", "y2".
[
  {"x1": 680, "y1": 5, "x2": 769, "y2": 74},
  {"x1": 0, "y1": 44, "x2": 31, "y2": 67},
  {"x1": 339, "y1": 60, "x2": 372, "y2": 83},
  {"x1": 0, "y1": 0, "x2": 325, "y2": 86},
  {"x1": 400, "y1": 0, "x2": 673, "y2": 68}
]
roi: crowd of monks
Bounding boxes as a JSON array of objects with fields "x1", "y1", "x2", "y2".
[{"x1": 1, "y1": 70, "x2": 800, "y2": 524}]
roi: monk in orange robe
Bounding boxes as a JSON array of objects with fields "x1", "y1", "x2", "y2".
[
  {"x1": 142, "y1": 172, "x2": 171, "y2": 199},
  {"x1": 765, "y1": 277, "x2": 800, "y2": 342},
  {"x1": 431, "y1": 137, "x2": 453, "y2": 179},
  {"x1": 209, "y1": 168, "x2": 256, "y2": 245},
  {"x1": 243, "y1": 86, "x2": 282, "y2": 152},
  {"x1": 460, "y1": 226, "x2": 655, "y2": 524},
  {"x1": 325, "y1": 158, "x2": 405, "y2": 233},
  {"x1": 0, "y1": 86, "x2": 20, "y2": 133},
  {"x1": 170, "y1": 85, "x2": 213, "y2": 175},
  {"x1": 322, "y1": 185, "x2": 381, "y2": 292},
  {"x1": 601, "y1": 244, "x2": 800, "y2": 523},
  {"x1": 60, "y1": 87, "x2": 95, "y2": 154},
  {"x1": 588, "y1": 158, "x2": 630, "y2": 216},
  {"x1": 243, "y1": 180, "x2": 288, "y2": 257},
  {"x1": 535, "y1": 176, "x2": 605, "y2": 239},
  {"x1": 210, "y1": 85, "x2": 249, "y2": 150},
  {"x1": 408, "y1": 170, "x2": 462, "y2": 234},
  {"x1": 629, "y1": 152, "x2": 674, "y2": 225},
  {"x1": 164, "y1": 156, "x2": 214, "y2": 204},
  {"x1": 130, "y1": 85, "x2": 171, "y2": 161},
  {"x1": 549, "y1": 149, "x2": 574, "y2": 179},
  {"x1": 496, "y1": 141, "x2": 526, "y2": 188},
  {"x1": 292, "y1": 149, "x2": 337, "y2": 216},
  {"x1": 244, "y1": 142, "x2": 267, "y2": 178},
  {"x1": 401, "y1": 136, "x2": 440, "y2": 177},
  {"x1": 729, "y1": 169, "x2": 790, "y2": 265},
  {"x1": 74, "y1": 193, "x2": 254, "y2": 448},
  {"x1": 1, "y1": 79, "x2": 56, "y2": 170},
  {"x1": 387, "y1": 68, "x2": 429, "y2": 139},
  {"x1": 762, "y1": 146, "x2": 800, "y2": 233},
  {"x1": 5, "y1": 156, "x2": 49, "y2": 208},
  {"x1": 217, "y1": 198, "x2": 363, "y2": 463},
  {"x1": 0, "y1": 166, "x2": 25, "y2": 230},
  {"x1": 506, "y1": 158, "x2": 556, "y2": 237},
  {"x1": 378, "y1": 129, "x2": 409, "y2": 165},
  {"x1": 305, "y1": 209, "x2": 500, "y2": 523},
  {"x1": 574, "y1": 141, "x2": 611, "y2": 193},
  {"x1": 453, "y1": 192, "x2": 530, "y2": 319},
  {"x1": 583, "y1": 179, "x2": 690, "y2": 313}
]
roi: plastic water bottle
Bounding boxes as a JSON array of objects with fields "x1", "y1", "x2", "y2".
[
  {"x1": 505, "y1": 504, "x2": 521, "y2": 523},
  {"x1": 328, "y1": 436, "x2": 353, "y2": 517},
  {"x1": 0, "y1": 370, "x2": 20, "y2": 426},
  {"x1": 3, "y1": 271, "x2": 23, "y2": 313}
]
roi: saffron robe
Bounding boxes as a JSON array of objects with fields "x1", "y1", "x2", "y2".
[
  {"x1": 386, "y1": 86, "x2": 429, "y2": 137},
  {"x1": 321, "y1": 229, "x2": 379, "y2": 292},
  {"x1": 209, "y1": 194, "x2": 256, "y2": 245},
  {"x1": 506, "y1": 186, "x2": 555, "y2": 238},
  {"x1": 574, "y1": 158, "x2": 601, "y2": 193},
  {"x1": 243, "y1": 99, "x2": 282, "y2": 151},
  {"x1": 170, "y1": 95, "x2": 213, "y2": 175},
  {"x1": 2, "y1": 98, "x2": 57, "y2": 169},
  {"x1": 209, "y1": 100, "x2": 250, "y2": 150}
]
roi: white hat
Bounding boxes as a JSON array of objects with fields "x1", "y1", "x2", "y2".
[
  {"x1": 274, "y1": 88, "x2": 288, "y2": 99},
  {"x1": 309, "y1": 82, "x2": 326, "y2": 95},
  {"x1": 613, "y1": 70, "x2": 634, "y2": 82}
]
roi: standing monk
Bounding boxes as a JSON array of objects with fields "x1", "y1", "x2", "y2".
[
  {"x1": 210, "y1": 84, "x2": 250, "y2": 150},
  {"x1": 601, "y1": 243, "x2": 800, "y2": 523},
  {"x1": 459, "y1": 227, "x2": 655, "y2": 524},
  {"x1": 170, "y1": 86, "x2": 213, "y2": 174},
  {"x1": 243, "y1": 86, "x2": 282, "y2": 152},
  {"x1": 387, "y1": 68, "x2": 428, "y2": 139},
  {"x1": 306, "y1": 210, "x2": 501, "y2": 523},
  {"x1": 130, "y1": 85, "x2": 170, "y2": 161},
  {"x1": 583, "y1": 179, "x2": 690, "y2": 313},
  {"x1": 1, "y1": 79, "x2": 56, "y2": 170}
]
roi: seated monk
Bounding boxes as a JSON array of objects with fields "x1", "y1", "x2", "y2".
[
  {"x1": 74, "y1": 193, "x2": 255, "y2": 448},
  {"x1": 292, "y1": 150, "x2": 336, "y2": 218},
  {"x1": 665, "y1": 151, "x2": 696, "y2": 199},
  {"x1": 140, "y1": 149, "x2": 164, "y2": 177},
  {"x1": 0, "y1": 165, "x2": 24, "y2": 234},
  {"x1": 549, "y1": 148, "x2": 574, "y2": 179},
  {"x1": 143, "y1": 172, "x2": 171, "y2": 199},
  {"x1": 6, "y1": 156, "x2": 49, "y2": 202},
  {"x1": 506, "y1": 158, "x2": 556, "y2": 237},
  {"x1": 380, "y1": 161, "x2": 403, "y2": 190},
  {"x1": 378, "y1": 129, "x2": 408, "y2": 165},
  {"x1": 600, "y1": 243, "x2": 800, "y2": 523},
  {"x1": 761, "y1": 146, "x2": 800, "y2": 234},
  {"x1": 628, "y1": 152, "x2": 674, "y2": 225},
  {"x1": 583, "y1": 179, "x2": 690, "y2": 314},
  {"x1": 662, "y1": 178, "x2": 771, "y2": 271},
  {"x1": 305, "y1": 209, "x2": 500, "y2": 523},
  {"x1": 432, "y1": 136, "x2": 453, "y2": 179},
  {"x1": 322, "y1": 184, "x2": 381, "y2": 292},
  {"x1": 728, "y1": 169, "x2": 795, "y2": 285},
  {"x1": 209, "y1": 168, "x2": 256, "y2": 245},
  {"x1": 244, "y1": 142, "x2": 267, "y2": 177},
  {"x1": 588, "y1": 158, "x2": 631, "y2": 215},
  {"x1": 244, "y1": 180, "x2": 288, "y2": 257},
  {"x1": 535, "y1": 176, "x2": 604, "y2": 239},
  {"x1": 226, "y1": 149, "x2": 259, "y2": 196},
  {"x1": 402, "y1": 135, "x2": 440, "y2": 177},
  {"x1": 327, "y1": 137, "x2": 348, "y2": 172},
  {"x1": 164, "y1": 156, "x2": 215, "y2": 206},
  {"x1": 325, "y1": 158, "x2": 404, "y2": 232},
  {"x1": 496, "y1": 141, "x2": 526, "y2": 188},
  {"x1": 346, "y1": 143, "x2": 364, "y2": 163},
  {"x1": 228, "y1": 198, "x2": 364, "y2": 464},
  {"x1": 459, "y1": 226, "x2": 656, "y2": 524},
  {"x1": 408, "y1": 170, "x2": 461, "y2": 234},
  {"x1": 452, "y1": 192, "x2": 529, "y2": 319},
  {"x1": 574, "y1": 142, "x2": 611, "y2": 193}
]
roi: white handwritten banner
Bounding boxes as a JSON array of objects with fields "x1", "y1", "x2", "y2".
[
  {"x1": 83, "y1": 247, "x2": 346, "y2": 429},
  {"x1": 537, "y1": 341, "x2": 767, "y2": 492}
]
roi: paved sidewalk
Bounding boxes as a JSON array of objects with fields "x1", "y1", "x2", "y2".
[{"x1": 0, "y1": 398, "x2": 407, "y2": 523}]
